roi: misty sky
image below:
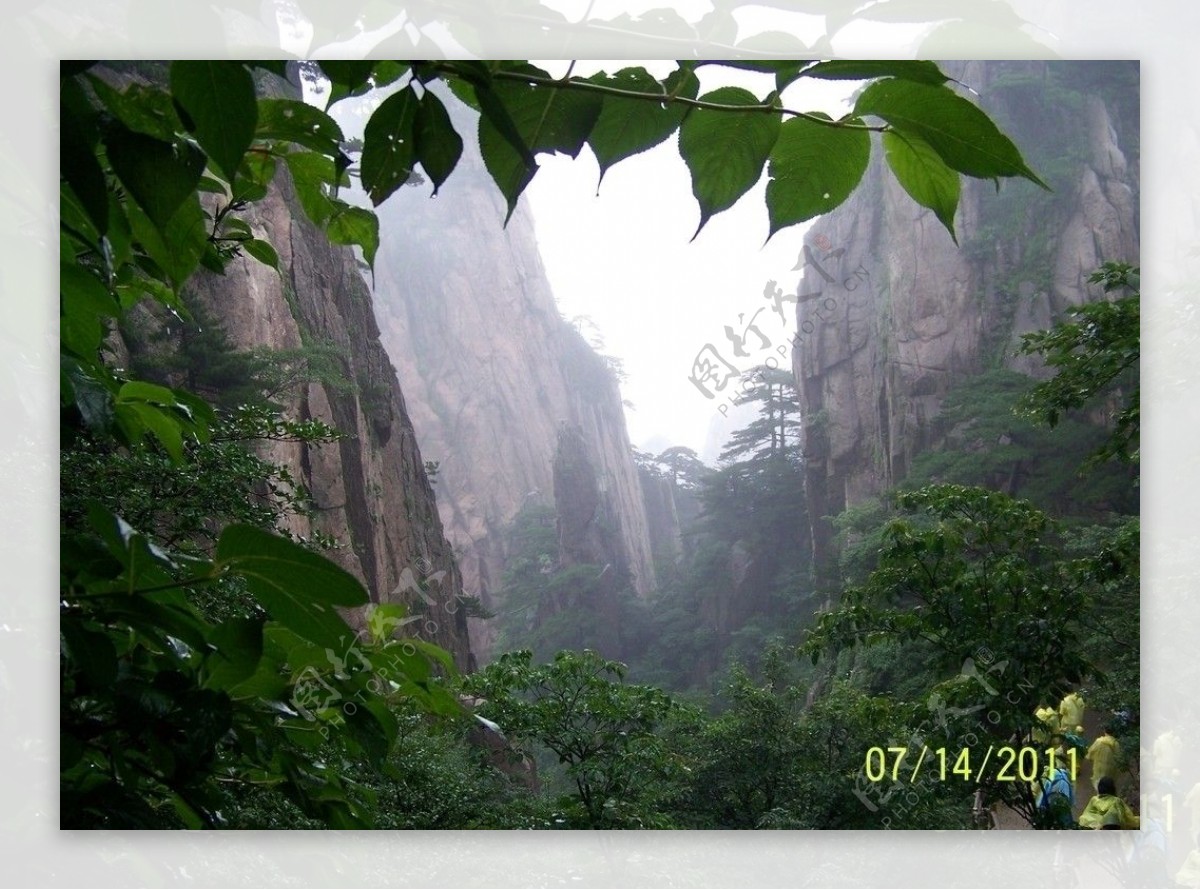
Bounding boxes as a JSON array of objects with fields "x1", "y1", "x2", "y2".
[{"x1": 523, "y1": 61, "x2": 855, "y2": 461}]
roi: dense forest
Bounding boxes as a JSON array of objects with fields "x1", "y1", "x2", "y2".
[{"x1": 60, "y1": 60, "x2": 1138, "y2": 831}]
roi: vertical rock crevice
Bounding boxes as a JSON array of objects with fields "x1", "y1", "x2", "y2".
[{"x1": 367, "y1": 90, "x2": 659, "y2": 659}]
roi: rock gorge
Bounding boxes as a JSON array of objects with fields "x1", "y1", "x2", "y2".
[
  {"x1": 791, "y1": 60, "x2": 1139, "y2": 569},
  {"x1": 366, "y1": 92, "x2": 663, "y2": 657}
]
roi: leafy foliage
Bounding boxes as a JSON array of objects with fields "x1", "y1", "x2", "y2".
[
  {"x1": 903, "y1": 368, "x2": 1137, "y2": 517},
  {"x1": 461, "y1": 649, "x2": 679, "y2": 827},
  {"x1": 1017, "y1": 262, "x2": 1140, "y2": 465},
  {"x1": 59, "y1": 58, "x2": 1048, "y2": 829},
  {"x1": 60, "y1": 509, "x2": 460, "y2": 828},
  {"x1": 803, "y1": 483, "x2": 1136, "y2": 827}
]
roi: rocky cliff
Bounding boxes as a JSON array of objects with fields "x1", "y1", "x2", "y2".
[
  {"x1": 366, "y1": 91, "x2": 659, "y2": 657},
  {"x1": 118, "y1": 67, "x2": 477, "y2": 670},
  {"x1": 793, "y1": 61, "x2": 1140, "y2": 567}
]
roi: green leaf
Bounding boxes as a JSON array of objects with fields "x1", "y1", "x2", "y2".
[
  {"x1": 319, "y1": 60, "x2": 376, "y2": 107},
  {"x1": 216, "y1": 525, "x2": 366, "y2": 649},
  {"x1": 325, "y1": 205, "x2": 379, "y2": 269},
  {"x1": 60, "y1": 263, "x2": 118, "y2": 358},
  {"x1": 284, "y1": 151, "x2": 338, "y2": 226},
  {"x1": 585, "y1": 66, "x2": 697, "y2": 185},
  {"x1": 197, "y1": 175, "x2": 227, "y2": 194},
  {"x1": 61, "y1": 616, "x2": 119, "y2": 689},
  {"x1": 881, "y1": 129, "x2": 961, "y2": 241},
  {"x1": 342, "y1": 699, "x2": 393, "y2": 764},
  {"x1": 678, "y1": 86, "x2": 781, "y2": 237},
  {"x1": 479, "y1": 68, "x2": 604, "y2": 223},
  {"x1": 765, "y1": 113, "x2": 871, "y2": 240},
  {"x1": 106, "y1": 124, "x2": 207, "y2": 229},
  {"x1": 125, "y1": 193, "x2": 207, "y2": 289},
  {"x1": 802, "y1": 60, "x2": 950, "y2": 85},
  {"x1": 226, "y1": 654, "x2": 290, "y2": 700},
  {"x1": 120, "y1": 400, "x2": 184, "y2": 462},
  {"x1": 170, "y1": 61, "x2": 258, "y2": 184},
  {"x1": 60, "y1": 77, "x2": 108, "y2": 237},
  {"x1": 242, "y1": 237, "x2": 280, "y2": 271},
  {"x1": 107, "y1": 594, "x2": 211, "y2": 654},
  {"x1": 413, "y1": 90, "x2": 463, "y2": 195},
  {"x1": 256, "y1": 99, "x2": 345, "y2": 154},
  {"x1": 87, "y1": 77, "x2": 184, "y2": 141},
  {"x1": 361, "y1": 85, "x2": 420, "y2": 206},
  {"x1": 405, "y1": 638, "x2": 458, "y2": 677},
  {"x1": 445, "y1": 76, "x2": 482, "y2": 112},
  {"x1": 114, "y1": 380, "x2": 204, "y2": 462},
  {"x1": 204, "y1": 617, "x2": 265, "y2": 691},
  {"x1": 855, "y1": 79, "x2": 1047, "y2": 187},
  {"x1": 370, "y1": 61, "x2": 409, "y2": 91}
]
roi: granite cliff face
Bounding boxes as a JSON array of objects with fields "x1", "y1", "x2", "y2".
[
  {"x1": 183, "y1": 168, "x2": 474, "y2": 668},
  {"x1": 793, "y1": 61, "x2": 1139, "y2": 566},
  {"x1": 367, "y1": 94, "x2": 658, "y2": 657},
  {"x1": 99, "y1": 64, "x2": 475, "y2": 668}
]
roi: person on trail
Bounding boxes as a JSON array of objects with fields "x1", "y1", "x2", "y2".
[
  {"x1": 1086, "y1": 724, "x2": 1122, "y2": 793},
  {"x1": 1034, "y1": 705, "x2": 1060, "y2": 745},
  {"x1": 1058, "y1": 690, "x2": 1086, "y2": 735},
  {"x1": 1078, "y1": 776, "x2": 1140, "y2": 829},
  {"x1": 1035, "y1": 755, "x2": 1075, "y2": 829}
]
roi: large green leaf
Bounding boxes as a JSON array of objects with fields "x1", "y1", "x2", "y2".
[
  {"x1": 170, "y1": 61, "x2": 258, "y2": 184},
  {"x1": 87, "y1": 77, "x2": 183, "y2": 142},
  {"x1": 678, "y1": 86, "x2": 781, "y2": 237},
  {"x1": 882, "y1": 129, "x2": 961, "y2": 241},
  {"x1": 413, "y1": 90, "x2": 463, "y2": 195},
  {"x1": 124, "y1": 193, "x2": 207, "y2": 289},
  {"x1": 256, "y1": 99, "x2": 345, "y2": 154},
  {"x1": 326, "y1": 205, "x2": 379, "y2": 269},
  {"x1": 318, "y1": 60, "x2": 376, "y2": 107},
  {"x1": 361, "y1": 85, "x2": 420, "y2": 206},
  {"x1": 479, "y1": 66, "x2": 604, "y2": 223},
  {"x1": 60, "y1": 77, "x2": 108, "y2": 237},
  {"x1": 60, "y1": 263, "x2": 119, "y2": 359},
  {"x1": 284, "y1": 151, "x2": 338, "y2": 226},
  {"x1": 106, "y1": 124, "x2": 207, "y2": 229},
  {"x1": 241, "y1": 237, "x2": 280, "y2": 272},
  {"x1": 765, "y1": 113, "x2": 871, "y2": 240},
  {"x1": 204, "y1": 617, "x2": 265, "y2": 691},
  {"x1": 61, "y1": 615, "x2": 119, "y2": 690},
  {"x1": 216, "y1": 525, "x2": 366, "y2": 649},
  {"x1": 855, "y1": 79, "x2": 1047, "y2": 186},
  {"x1": 585, "y1": 66, "x2": 697, "y2": 185},
  {"x1": 113, "y1": 379, "x2": 215, "y2": 461}
]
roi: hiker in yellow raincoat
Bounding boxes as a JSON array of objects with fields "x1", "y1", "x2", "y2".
[
  {"x1": 1033, "y1": 705, "x2": 1060, "y2": 745},
  {"x1": 1086, "y1": 724, "x2": 1122, "y2": 792},
  {"x1": 1079, "y1": 776, "x2": 1140, "y2": 829},
  {"x1": 1059, "y1": 690, "x2": 1086, "y2": 735}
]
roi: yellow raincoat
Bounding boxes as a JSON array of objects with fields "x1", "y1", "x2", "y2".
[
  {"x1": 1033, "y1": 706, "x2": 1060, "y2": 744},
  {"x1": 1086, "y1": 733, "x2": 1121, "y2": 790},
  {"x1": 1078, "y1": 793, "x2": 1139, "y2": 830},
  {"x1": 1058, "y1": 691, "x2": 1085, "y2": 734}
]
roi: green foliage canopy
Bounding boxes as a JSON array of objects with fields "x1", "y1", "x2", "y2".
[{"x1": 59, "y1": 58, "x2": 1045, "y2": 829}]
